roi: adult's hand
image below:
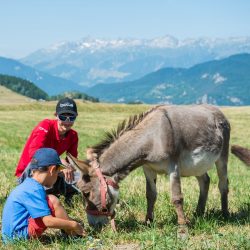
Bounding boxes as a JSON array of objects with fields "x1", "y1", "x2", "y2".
[
  {"x1": 60, "y1": 158, "x2": 75, "y2": 183},
  {"x1": 62, "y1": 165, "x2": 75, "y2": 183}
]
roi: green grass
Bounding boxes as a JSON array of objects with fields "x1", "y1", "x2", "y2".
[{"x1": 0, "y1": 102, "x2": 250, "y2": 249}]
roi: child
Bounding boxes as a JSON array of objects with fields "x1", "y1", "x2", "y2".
[{"x1": 2, "y1": 148, "x2": 85, "y2": 243}]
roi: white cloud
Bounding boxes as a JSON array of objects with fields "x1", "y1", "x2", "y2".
[
  {"x1": 181, "y1": 91, "x2": 187, "y2": 96},
  {"x1": 88, "y1": 68, "x2": 130, "y2": 79},
  {"x1": 201, "y1": 73, "x2": 209, "y2": 79},
  {"x1": 150, "y1": 83, "x2": 173, "y2": 96},
  {"x1": 226, "y1": 96, "x2": 242, "y2": 104},
  {"x1": 212, "y1": 73, "x2": 227, "y2": 84},
  {"x1": 117, "y1": 97, "x2": 125, "y2": 103},
  {"x1": 35, "y1": 71, "x2": 43, "y2": 80}
]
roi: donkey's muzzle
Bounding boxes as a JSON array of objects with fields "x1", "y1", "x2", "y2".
[{"x1": 86, "y1": 212, "x2": 109, "y2": 229}]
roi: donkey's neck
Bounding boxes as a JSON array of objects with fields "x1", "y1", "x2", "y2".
[{"x1": 99, "y1": 130, "x2": 147, "y2": 178}]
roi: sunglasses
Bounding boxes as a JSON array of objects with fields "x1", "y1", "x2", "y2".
[{"x1": 58, "y1": 114, "x2": 76, "y2": 122}]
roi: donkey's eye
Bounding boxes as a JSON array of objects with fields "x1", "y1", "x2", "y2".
[
  {"x1": 84, "y1": 192, "x2": 90, "y2": 198},
  {"x1": 83, "y1": 175, "x2": 90, "y2": 182}
]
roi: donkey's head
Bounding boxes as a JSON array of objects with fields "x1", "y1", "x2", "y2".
[{"x1": 66, "y1": 151, "x2": 119, "y2": 228}]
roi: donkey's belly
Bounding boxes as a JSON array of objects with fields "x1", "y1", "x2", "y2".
[
  {"x1": 179, "y1": 148, "x2": 220, "y2": 177},
  {"x1": 144, "y1": 148, "x2": 220, "y2": 177},
  {"x1": 145, "y1": 160, "x2": 171, "y2": 174}
]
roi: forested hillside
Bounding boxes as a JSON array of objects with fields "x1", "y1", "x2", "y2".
[
  {"x1": 0, "y1": 74, "x2": 99, "y2": 102},
  {"x1": 0, "y1": 74, "x2": 48, "y2": 100}
]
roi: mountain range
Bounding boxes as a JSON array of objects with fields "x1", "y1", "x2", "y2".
[
  {"x1": 85, "y1": 53, "x2": 250, "y2": 106},
  {"x1": 1, "y1": 36, "x2": 250, "y2": 106},
  {"x1": 0, "y1": 56, "x2": 86, "y2": 95},
  {"x1": 21, "y1": 36, "x2": 250, "y2": 87}
]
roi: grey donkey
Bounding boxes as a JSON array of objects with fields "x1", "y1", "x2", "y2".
[{"x1": 67, "y1": 104, "x2": 231, "y2": 232}]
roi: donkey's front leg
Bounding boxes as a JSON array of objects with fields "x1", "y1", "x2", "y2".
[
  {"x1": 169, "y1": 165, "x2": 186, "y2": 225},
  {"x1": 143, "y1": 166, "x2": 157, "y2": 224}
]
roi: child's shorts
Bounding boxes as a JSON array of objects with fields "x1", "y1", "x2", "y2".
[{"x1": 28, "y1": 196, "x2": 55, "y2": 238}]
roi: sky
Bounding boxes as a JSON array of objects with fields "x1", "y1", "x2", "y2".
[{"x1": 0, "y1": 0, "x2": 250, "y2": 59}]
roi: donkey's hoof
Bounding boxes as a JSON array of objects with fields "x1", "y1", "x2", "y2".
[
  {"x1": 144, "y1": 217, "x2": 154, "y2": 226},
  {"x1": 195, "y1": 209, "x2": 205, "y2": 217},
  {"x1": 178, "y1": 218, "x2": 190, "y2": 225},
  {"x1": 177, "y1": 225, "x2": 189, "y2": 240},
  {"x1": 223, "y1": 211, "x2": 230, "y2": 219}
]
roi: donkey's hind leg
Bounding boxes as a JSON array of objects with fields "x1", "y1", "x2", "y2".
[
  {"x1": 143, "y1": 166, "x2": 157, "y2": 224},
  {"x1": 195, "y1": 173, "x2": 210, "y2": 216},
  {"x1": 216, "y1": 158, "x2": 229, "y2": 217}
]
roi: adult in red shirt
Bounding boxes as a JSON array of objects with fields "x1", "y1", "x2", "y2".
[{"x1": 15, "y1": 97, "x2": 80, "y2": 203}]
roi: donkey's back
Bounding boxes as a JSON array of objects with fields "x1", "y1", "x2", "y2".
[
  {"x1": 144, "y1": 105, "x2": 230, "y2": 175},
  {"x1": 160, "y1": 105, "x2": 230, "y2": 176}
]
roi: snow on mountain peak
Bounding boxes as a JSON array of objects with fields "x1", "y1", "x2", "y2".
[{"x1": 37, "y1": 35, "x2": 250, "y2": 56}]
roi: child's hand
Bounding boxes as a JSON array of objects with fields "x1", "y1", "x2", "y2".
[
  {"x1": 67, "y1": 221, "x2": 86, "y2": 236},
  {"x1": 73, "y1": 222, "x2": 86, "y2": 236}
]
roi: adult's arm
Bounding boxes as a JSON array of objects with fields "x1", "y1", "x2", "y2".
[
  {"x1": 28, "y1": 120, "x2": 51, "y2": 158},
  {"x1": 62, "y1": 131, "x2": 78, "y2": 183},
  {"x1": 67, "y1": 131, "x2": 78, "y2": 157}
]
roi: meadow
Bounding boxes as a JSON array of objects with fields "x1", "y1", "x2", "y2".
[{"x1": 0, "y1": 101, "x2": 250, "y2": 249}]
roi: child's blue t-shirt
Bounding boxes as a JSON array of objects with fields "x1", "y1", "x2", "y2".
[{"x1": 1, "y1": 178, "x2": 51, "y2": 242}]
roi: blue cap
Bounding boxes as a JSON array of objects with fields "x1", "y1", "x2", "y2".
[{"x1": 30, "y1": 148, "x2": 64, "y2": 170}]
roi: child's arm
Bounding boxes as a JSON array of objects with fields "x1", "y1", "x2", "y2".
[{"x1": 42, "y1": 215, "x2": 85, "y2": 236}]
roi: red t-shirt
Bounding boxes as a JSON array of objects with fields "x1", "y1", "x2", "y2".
[{"x1": 15, "y1": 119, "x2": 78, "y2": 177}]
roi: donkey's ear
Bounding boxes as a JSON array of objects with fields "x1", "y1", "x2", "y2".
[{"x1": 66, "y1": 153, "x2": 90, "y2": 175}]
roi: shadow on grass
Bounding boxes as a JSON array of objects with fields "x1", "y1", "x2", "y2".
[
  {"x1": 114, "y1": 217, "x2": 149, "y2": 232},
  {"x1": 146, "y1": 203, "x2": 250, "y2": 231},
  {"x1": 226, "y1": 202, "x2": 250, "y2": 225},
  {"x1": 38, "y1": 234, "x2": 59, "y2": 244},
  {"x1": 0, "y1": 195, "x2": 8, "y2": 205},
  {"x1": 38, "y1": 233, "x2": 87, "y2": 246},
  {"x1": 188, "y1": 202, "x2": 250, "y2": 228}
]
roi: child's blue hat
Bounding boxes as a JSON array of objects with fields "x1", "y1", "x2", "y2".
[{"x1": 30, "y1": 148, "x2": 64, "y2": 169}]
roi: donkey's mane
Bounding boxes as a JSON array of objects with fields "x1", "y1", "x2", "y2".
[{"x1": 92, "y1": 106, "x2": 161, "y2": 156}]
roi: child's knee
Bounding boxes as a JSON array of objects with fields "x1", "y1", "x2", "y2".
[{"x1": 47, "y1": 194, "x2": 61, "y2": 209}]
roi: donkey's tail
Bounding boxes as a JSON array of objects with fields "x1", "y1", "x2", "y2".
[{"x1": 231, "y1": 145, "x2": 250, "y2": 167}]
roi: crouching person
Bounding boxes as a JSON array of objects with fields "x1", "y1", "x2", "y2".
[{"x1": 1, "y1": 148, "x2": 86, "y2": 243}]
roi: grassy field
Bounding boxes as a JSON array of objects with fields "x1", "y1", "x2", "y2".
[
  {"x1": 0, "y1": 101, "x2": 250, "y2": 249},
  {"x1": 0, "y1": 86, "x2": 34, "y2": 104}
]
